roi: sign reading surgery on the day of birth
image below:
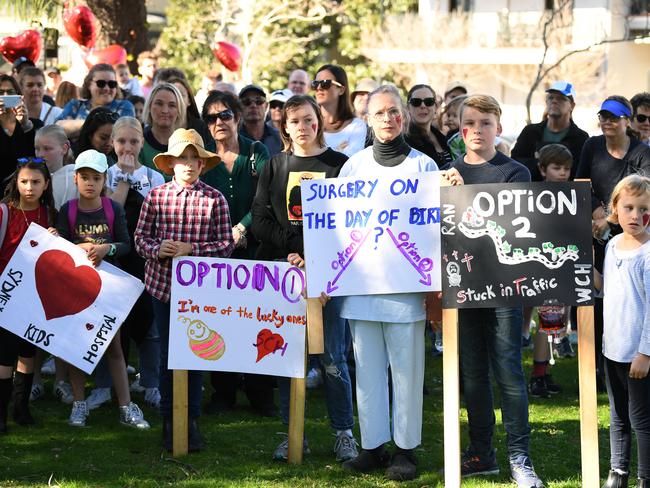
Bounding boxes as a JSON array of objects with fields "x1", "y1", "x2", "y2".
[
  {"x1": 168, "y1": 257, "x2": 307, "y2": 378},
  {"x1": 301, "y1": 171, "x2": 441, "y2": 297},
  {"x1": 440, "y1": 181, "x2": 593, "y2": 308},
  {"x1": 0, "y1": 224, "x2": 144, "y2": 374}
]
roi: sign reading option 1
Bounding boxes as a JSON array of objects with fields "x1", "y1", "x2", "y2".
[{"x1": 440, "y1": 182, "x2": 593, "y2": 308}]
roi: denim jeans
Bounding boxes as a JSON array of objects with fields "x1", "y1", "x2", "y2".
[
  {"x1": 605, "y1": 357, "x2": 650, "y2": 478},
  {"x1": 279, "y1": 296, "x2": 354, "y2": 431},
  {"x1": 459, "y1": 306, "x2": 530, "y2": 462},
  {"x1": 152, "y1": 297, "x2": 203, "y2": 419}
]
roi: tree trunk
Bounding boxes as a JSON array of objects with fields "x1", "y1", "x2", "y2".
[{"x1": 86, "y1": 0, "x2": 149, "y2": 73}]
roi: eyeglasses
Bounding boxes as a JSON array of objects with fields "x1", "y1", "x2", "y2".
[
  {"x1": 311, "y1": 79, "x2": 343, "y2": 91},
  {"x1": 371, "y1": 108, "x2": 401, "y2": 122},
  {"x1": 0, "y1": 89, "x2": 17, "y2": 95},
  {"x1": 17, "y1": 157, "x2": 45, "y2": 165},
  {"x1": 598, "y1": 112, "x2": 627, "y2": 123},
  {"x1": 269, "y1": 101, "x2": 284, "y2": 110},
  {"x1": 94, "y1": 80, "x2": 118, "y2": 89},
  {"x1": 204, "y1": 109, "x2": 235, "y2": 124},
  {"x1": 635, "y1": 114, "x2": 650, "y2": 123},
  {"x1": 241, "y1": 97, "x2": 265, "y2": 107},
  {"x1": 409, "y1": 97, "x2": 436, "y2": 108}
]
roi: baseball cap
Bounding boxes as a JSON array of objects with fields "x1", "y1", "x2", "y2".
[
  {"x1": 45, "y1": 67, "x2": 61, "y2": 77},
  {"x1": 74, "y1": 150, "x2": 108, "y2": 173},
  {"x1": 351, "y1": 78, "x2": 379, "y2": 100},
  {"x1": 238, "y1": 84, "x2": 266, "y2": 99},
  {"x1": 270, "y1": 89, "x2": 293, "y2": 104},
  {"x1": 546, "y1": 81, "x2": 576, "y2": 100},
  {"x1": 598, "y1": 99, "x2": 632, "y2": 118},
  {"x1": 12, "y1": 56, "x2": 34, "y2": 70},
  {"x1": 444, "y1": 81, "x2": 468, "y2": 98}
]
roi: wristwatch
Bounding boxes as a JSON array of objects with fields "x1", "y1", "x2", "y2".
[{"x1": 107, "y1": 244, "x2": 117, "y2": 257}]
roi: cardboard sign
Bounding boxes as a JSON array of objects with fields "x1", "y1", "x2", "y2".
[
  {"x1": 440, "y1": 182, "x2": 594, "y2": 308},
  {"x1": 0, "y1": 224, "x2": 144, "y2": 374},
  {"x1": 168, "y1": 257, "x2": 307, "y2": 378},
  {"x1": 301, "y1": 172, "x2": 441, "y2": 297}
]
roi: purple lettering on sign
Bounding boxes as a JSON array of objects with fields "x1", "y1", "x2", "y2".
[
  {"x1": 326, "y1": 229, "x2": 372, "y2": 294},
  {"x1": 281, "y1": 267, "x2": 305, "y2": 304},
  {"x1": 176, "y1": 260, "x2": 196, "y2": 286},
  {"x1": 385, "y1": 228, "x2": 433, "y2": 286}
]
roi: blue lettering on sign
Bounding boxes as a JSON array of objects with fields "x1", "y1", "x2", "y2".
[{"x1": 304, "y1": 179, "x2": 379, "y2": 201}]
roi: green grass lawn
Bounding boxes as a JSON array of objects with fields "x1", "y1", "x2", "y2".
[{"x1": 0, "y1": 347, "x2": 617, "y2": 487}]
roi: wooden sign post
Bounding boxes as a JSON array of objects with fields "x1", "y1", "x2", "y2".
[
  {"x1": 287, "y1": 298, "x2": 323, "y2": 464},
  {"x1": 172, "y1": 370, "x2": 189, "y2": 457},
  {"x1": 442, "y1": 308, "x2": 461, "y2": 488}
]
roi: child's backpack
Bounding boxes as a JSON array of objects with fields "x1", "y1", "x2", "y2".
[{"x1": 66, "y1": 196, "x2": 115, "y2": 240}]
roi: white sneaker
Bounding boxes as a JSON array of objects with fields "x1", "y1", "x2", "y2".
[
  {"x1": 30, "y1": 382, "x2": 45, "y2": 402},
  {"x1": 40, "y1": 357, "x2": 56, "y2": 375},
  {"x1": 119, "y1": 402, "x2": 150, "y2": 429},
  {"x1": 86, "y1": 387, "x2": 111, "y2": 410},
  {"x1": 53, "y1": 381, "x2": 74, "y2": 405},
  {"x1": 130, "y1": 373, "x2": 145, "y2": 394},
  {"x1": 69, "y1": 401, "x2": 88, "y2": 427},
  {"x1": 306, "y1": 367, "x2": 323, "y2": 389},
  {"x1": 144, "y1": 387, "x2": 161, "y2": 408}
]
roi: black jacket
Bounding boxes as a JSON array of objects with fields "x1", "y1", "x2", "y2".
[{"x1": 511, "y1": 119, "x2": 589, "y2": 181}]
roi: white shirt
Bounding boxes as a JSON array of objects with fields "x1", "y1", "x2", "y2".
[
  {"x1": 39, "y1": 103, "x2": 63, "y2": 126},
  {"x1": 324, "y1": 117, "x2": 367, "y2": 157}
]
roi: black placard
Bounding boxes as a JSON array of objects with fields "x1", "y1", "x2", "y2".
[{"x1": 441, "y1": 182, "x2": 593, "y2": 308}]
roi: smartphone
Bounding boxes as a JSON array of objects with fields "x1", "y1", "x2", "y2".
[{"x1": 0, "y1": 95, "x2": 21, "y2": 109}]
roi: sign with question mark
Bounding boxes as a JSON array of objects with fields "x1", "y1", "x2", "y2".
[{"x1": 300, "y1": 171, "x2": 441, "y2": 297}]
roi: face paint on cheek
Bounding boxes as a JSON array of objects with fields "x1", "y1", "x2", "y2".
[
  {"x1": 462, "y1": 128, "x2": 468, "y2": 139},
  {"x1": 394, "y1": 115, "x2": 402, "y2": 127},
  {"x1": 643, "y1": 213, "x2": 649, "y2": 227},
  {"x1": 311, "y1": 123, "x2": 317, "y2": 132}
]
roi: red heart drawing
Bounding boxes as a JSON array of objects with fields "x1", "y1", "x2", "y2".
[
  {"x1": 29, "y1": 240, "x2": 38, "y2": 247},
  {"x1": 85, "y1": 323, "x2": 94, "y2": 331},
  {"x1": 35, "y1": 249, "x2": 101, "y2": 321},
  {"x1": 254, "y1": 328, "x2": 284, "y2": 363}
]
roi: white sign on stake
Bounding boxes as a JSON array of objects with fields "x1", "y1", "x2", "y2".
[
  {"x1": 0, "y1": 224, "x2": 144, "y2": 374},
  {"x1": 301, "y1": 172, "x2": 442, "y2": 297},
  {"x1": 168, "y1": 257, "x2": 307, "y2": 379}
]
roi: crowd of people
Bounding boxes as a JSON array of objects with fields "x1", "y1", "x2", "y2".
[{"x1": 0, "y1": 51, "x2": 649, "y2": 488}]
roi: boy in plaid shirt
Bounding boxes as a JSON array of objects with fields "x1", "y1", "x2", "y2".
[{"x1": 135, "y1": 128, "x2": 234, "y2": 452}]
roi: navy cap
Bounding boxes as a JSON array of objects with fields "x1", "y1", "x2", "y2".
[{"x1": 598, "y1": 99, "x2": 631, "y2": 118}]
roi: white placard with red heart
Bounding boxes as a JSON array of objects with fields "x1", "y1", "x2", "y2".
[
  {"x1": 168, "y1": 257, "x2": 307, "y2": 378},
  {"x1": 0, "y1": 224, "x2": 144, "y2": 374}
]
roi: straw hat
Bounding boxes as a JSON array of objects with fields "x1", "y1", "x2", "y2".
[{"x1": 153, "y1": 128, "x2": 221, "y2": 175}]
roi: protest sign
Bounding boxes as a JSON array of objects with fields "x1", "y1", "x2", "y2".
[
  {"x1": 0, "y1": 224, "x2": 144, "y2": 374},
  {"x1": 168, "y1": 257, "x2": 307, "y2": 378},
  {"x1": 301, "y1": 172, "x2": 441, "y2": 297},
  {"x1": 440, "y1": 182, "x2": 593, "y2": 308}
]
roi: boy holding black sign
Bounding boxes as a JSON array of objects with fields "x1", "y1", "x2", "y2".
[{"x1": 444, "y1": 95, "x2": 543, "y2": 488}]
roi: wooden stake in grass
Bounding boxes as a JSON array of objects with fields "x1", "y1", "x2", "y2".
[
  {"x1": 287, "y1": 297, "x2": 322, "y2": 464},
  {"x1": 577, "y1": 306, "x2": 599, "y2": 488},
  {"x1": 172, "y1": 369, "x2": 189, "y2": 457},
  {"x1": 442, "y1": 308, "x2": 461, "y2": 488}
]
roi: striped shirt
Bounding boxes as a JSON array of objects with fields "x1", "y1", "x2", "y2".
[{"x1": 134, "y1": 178, "x2": 234, "y2": 303}]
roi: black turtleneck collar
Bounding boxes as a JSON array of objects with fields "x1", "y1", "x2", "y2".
[{"x1": 372, "y1": 134, "x2": 411, "y2": 167}]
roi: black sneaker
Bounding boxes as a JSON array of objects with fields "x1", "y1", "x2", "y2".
[
  {"x1": 544, "y1": 375, "x2": 561, "y2": 394},
  {"x1": 342, "y1": 446, "x2": 390, "y2": 473},
  {"x1": 528, "y1": 376, "x2": 550, "y2": 398},
  {"x1": 554, "y1": 336, "x2": 575, "y2": 358},
  {"x1": 386, "y1": 450, "x2": 418, "y2": 481},
  {"x1": 461, "y1": 451, "x2": 500, "y2": 477}
]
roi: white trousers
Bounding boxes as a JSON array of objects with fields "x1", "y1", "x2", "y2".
[{"x1": 348, "y1": 319, "x2": 425, "y2": 450}]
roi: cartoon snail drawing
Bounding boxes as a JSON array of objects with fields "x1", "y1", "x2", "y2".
[{"x1": 179, "y1": 316, "x2": 225, "y2": 361}]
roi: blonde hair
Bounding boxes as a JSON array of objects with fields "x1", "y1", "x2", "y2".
[
  {"x1": 112, "y1": 116, "x2": 143, "y2": 140},
  {"x1": 459, "y1": 94, "x2": 502, "y2": 123},
  {"x1": 143, "y1": 83, "x2": 187, "y2": 131},
  {"x1": 607, "y1": 174, "x2": 650, "y2": 225},
  {"x1": 35, "y1": 125, "x2": 74, "y2": 164}
]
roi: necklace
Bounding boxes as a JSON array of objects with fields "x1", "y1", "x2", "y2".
[{"x1": 18, "y1": 204, "x2": 40, "y2": 227}]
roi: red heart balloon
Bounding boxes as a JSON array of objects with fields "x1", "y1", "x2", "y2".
[
  {"x1": 83, "y1": 44, "x2": 127, "y2": 68},
  {"x1": 63, "y1": 5, "x2": 98, "y2": 48},
  {"x1": 212, "y1": 41, "x2": 241, "y2": 72},
  {"x1": 35, "y1": 249, "x2": 102, "y2": 321},
  {"x1": 254, "y1": 328, "x2": 284, "y2": 363},
  {"x1": 0, "y1": 30, "x2": 42, "y2": 64}
]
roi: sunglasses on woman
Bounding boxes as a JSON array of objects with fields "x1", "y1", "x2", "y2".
[
  {"x1": 204, "y1": 109, "x2": 235, "y2": 124},
  {"x1": 409, "y1": 97, "x2": 436, "y2": 108},
  {"x1": 269, "y1": 101, "x2": 284, "y2": 110},
  {"x1": 17, "y1": 157, "x2": 46, "y2": 165},
  {"x1": 311, "y1": 79, "x2": 343, "y2": 90},
  {"x1": 94, "y1": 80, "x2": 118, "y2": 89}
]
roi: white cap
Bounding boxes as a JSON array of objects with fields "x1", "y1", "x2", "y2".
[
  {"x1": 270, "y1": 89, "x2": 293, "y2": 103},
  {"x1": 74, "y1": 150, "x2": 108, "y2": 173},
  {"x1": 545, "y1": 81, "x2": 576, "y2": 100}
]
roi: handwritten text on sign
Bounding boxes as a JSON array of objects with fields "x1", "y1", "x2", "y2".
[
  {"x1": 168, "y1": 257, "x2": 307, "y2": 378},
  {"x1": 301, "y1": 172, "x2": 441, "y2": 297},
  {"x1": 0, "y1": 224, "x2": 144, "y2": 374},
  {"x1": 440, "y1": 182, "x2": 594, "y2": 308}
]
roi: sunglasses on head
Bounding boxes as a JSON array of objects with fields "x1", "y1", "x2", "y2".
[
  {"x1": 241, "y1": 97, "x2": 265, "y2": 107},
  {"x1": 409, "y1": 97, "x2": 436, "y2": 108},
  {"x1": 94, "y1": 80, "x2": 118, "y2": 89},
  {"x1": 204, "y1": 109, "x2": 235, "y2": 124},
  {"x1": 91, "y1": 111, "x2": 119, "y2": 123},
  {"x1": 311, "y1": 79, "x2": 343, "y2": 90},
  {"x1": 635, "y1": 114, "x2": 650, "y2": 124},
  {"x1": 17, "y1": 157, "x2": 45, "y2": 166}
]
